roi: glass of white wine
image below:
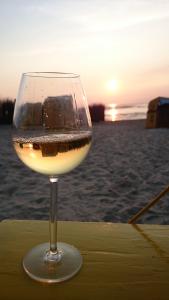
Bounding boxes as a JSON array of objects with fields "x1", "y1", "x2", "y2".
[{"x1": 13, "y1": 72, "x2": 92, "y2": 283}]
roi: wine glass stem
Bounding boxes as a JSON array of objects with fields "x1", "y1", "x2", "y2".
[{"x1": 49, "y1": 176, "x2": 58, "y2": 253}]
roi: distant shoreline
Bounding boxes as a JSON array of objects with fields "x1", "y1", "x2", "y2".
[{"x1": 0, "y1": 100, "x2": 148, "y2": 124}]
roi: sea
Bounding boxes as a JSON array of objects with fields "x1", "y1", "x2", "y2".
[{"x1": 105, "y1": 103, "x2": 147, "y2": 122}]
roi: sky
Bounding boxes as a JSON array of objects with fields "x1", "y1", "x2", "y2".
[{"x1": 1, "y1": 0, "x2": 169, "y2": 106}]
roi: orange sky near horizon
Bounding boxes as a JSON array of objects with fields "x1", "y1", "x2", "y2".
[{"x1": 1, "y1": 1, "x2": 169, "y2": 106}]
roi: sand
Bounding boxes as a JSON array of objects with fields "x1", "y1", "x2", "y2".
[{"x1": 1, "y1": 120, "x2": 169, "y2": 224}]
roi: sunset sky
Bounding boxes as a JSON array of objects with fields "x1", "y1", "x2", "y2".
[{"x1": 1, "y1": 0, "x2": 169, "y2": 105}]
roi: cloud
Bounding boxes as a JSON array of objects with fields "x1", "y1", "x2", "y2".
[
  {"x1": 70, "y1": 1, "x2": 169, "y2": 33},
  {"x1": 19, "y1": 0, "x2": 169, "y2": 35},
  {"x1": 7, "y1": 45, "x2": 61, "y2": 57}
]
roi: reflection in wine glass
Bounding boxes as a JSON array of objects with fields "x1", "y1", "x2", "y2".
[{"x1": 13, "y1": 72, "x2": 92, "y2": 283}]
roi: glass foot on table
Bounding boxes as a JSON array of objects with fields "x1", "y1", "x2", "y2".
[{"x1": 23, "y1": 242, "x2": 83, "y2": 283}]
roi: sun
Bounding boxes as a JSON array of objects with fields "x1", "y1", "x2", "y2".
[{"x1": 106, "y1": 79, "x2": 118, "y2": 92}]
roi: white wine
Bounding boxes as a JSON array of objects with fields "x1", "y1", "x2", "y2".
[{"x1": 13, "y1": 132, "x2": 92, "y2": 175}]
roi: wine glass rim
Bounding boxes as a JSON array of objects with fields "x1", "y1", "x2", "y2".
[{"x1": 23, "y1": 72, "x2": 80, "y2": 78}]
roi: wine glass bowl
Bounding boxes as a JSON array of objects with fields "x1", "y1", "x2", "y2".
[{"x1": 13, "y1": 72, "x2": 92, "y2": 283}]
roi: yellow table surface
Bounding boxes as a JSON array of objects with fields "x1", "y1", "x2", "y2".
[{"x1": 1, "y1": 220, "x2": 169, "y2": 300}]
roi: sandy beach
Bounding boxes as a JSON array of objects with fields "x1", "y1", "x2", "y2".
[{"x1": 1, "y1": 120, "x2": 169, "y2": 224}]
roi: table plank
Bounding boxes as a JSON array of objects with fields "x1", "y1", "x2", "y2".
[{"x1": 0, "y1": 220, "x2": 169, "y2": 300}]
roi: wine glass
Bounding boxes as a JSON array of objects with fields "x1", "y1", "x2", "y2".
[{"x1": 12, "y1": 72, "x2": 92, "y2": 283}]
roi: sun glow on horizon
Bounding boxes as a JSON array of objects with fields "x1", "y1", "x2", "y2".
[{"x1": 106, "y1": 79, "x2": 118, "y2": 93}]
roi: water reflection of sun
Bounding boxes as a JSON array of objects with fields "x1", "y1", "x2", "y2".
[{"x1": 106, "y1": 103, "x2": 118, "y2": 122}]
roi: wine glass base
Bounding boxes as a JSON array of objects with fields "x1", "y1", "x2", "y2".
[{"x1": 23, "y1": 242, "x2": 83, "y2": 283}]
